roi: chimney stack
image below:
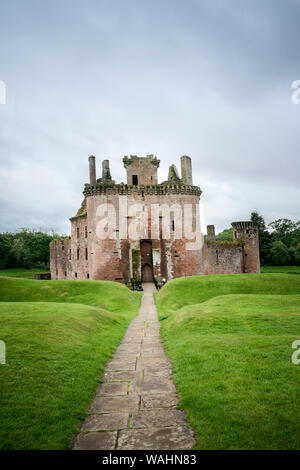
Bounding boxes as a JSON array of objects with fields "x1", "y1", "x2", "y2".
[
  {"x1": 88, "y1": 155, "x2": 96, "y2": 186},
  {"x1": 206, "y1": 225, "x2": 216, "y2": 241},
  {"x1": 102, "y1": 160, "x2": 112, "y2": 181},
  {"x1": 180, "y1": 155, "x2": 193, "y2": 185}
]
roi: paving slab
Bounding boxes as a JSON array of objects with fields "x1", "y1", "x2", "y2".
[
  {"x1": 130, "y1": 378, "x2": 176, "y2": 395},
  {"x1": 96, "y1": 382, "x2": 128, "y2": 396},
  {"x1": 118, "y1": 426, "x2": 195, "y2": 450},
  {"x1": 141, "y1": 393, "x2": 179, "y2": 409},
  {"x1": 90, "y1": 396, "x2": 139, "y2": 413},
  {"x1": 80, "y1": 413, "x2": 129, "y2": 431},
  {"x1": 72, "y1": 431, "x2": 117, "y2": 450},
  {"x1": 130, "y1": 409, "x2": 187, "y2": 428},
  {"x1": 102, "y1": 370, "x2": 140, "y2": 382}
]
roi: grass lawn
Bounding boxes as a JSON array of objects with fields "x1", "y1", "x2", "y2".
[
  {"x1": 261, "y1": 265, "x2": 300, "y2": 275},
  {"x1": 0, "y1": 277, "x2": 141, "y2": 449},
  {"x1": 155, "y1": 274, "x2": 300, "y2": 449},
  {"x1": 0, "y1": 267, "x2": 50, "y2": 278}
]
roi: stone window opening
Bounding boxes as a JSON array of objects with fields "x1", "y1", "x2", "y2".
[
  {"x1": 85, "y1": 226, "x2": 87, "y2": 238},
  {"x1": 216, "y1": 249, "x2": 219, "y2": 265},
  {"x1": 87, "y1": 273, "x2": 90, "y2": 279},
  {"x1": 246, "y1": 229, "x2": 249, "y2": 234},
  {"x1": 132, "y1": 175, "x2": 138, "y2": 185},
  {"x1": 62, "y1": 245, "x2": 64, "y2": 251},
  {"x1": 234, "y1": 231, "x2": 237, "y2": 239},
  {"x1": 64, "y1": 271, "x2": 67, "y2": 278},
  {"x1": 77, "y1": 227, "x2": 79, "y2": 238},
  {"x1": 172, "y1": 220, "x2": 175, "y2": 232},
  {"x1": 75, "y1": 272, "x2": 77, "y2": 278},
  {"x1": 77, "y1": 248, "x2": 80, "y2": 260},
  {"x1": 69, "y1": 249, "x2": 71, "y2": 260},
  {"x1": 85, "y1": 248, "x2": 88, "y2": 260}
]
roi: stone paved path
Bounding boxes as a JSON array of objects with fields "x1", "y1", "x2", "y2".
[{"x1": 72, "y1": 283, "x2": 195, "y2": 450}]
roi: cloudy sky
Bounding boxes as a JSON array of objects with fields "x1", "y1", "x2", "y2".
[{"x1": 0, "y1": 0, "x2": 299, "y2": 235}]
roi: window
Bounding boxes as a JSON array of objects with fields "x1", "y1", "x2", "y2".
[
  {"x1": 234, "y1": 231, "x2": 237, "y2": 239},
  {"x1": 85, "y1": 226, "x2": 87, "y2": 238},
  {"x1": 77, "y1": 227, "x2": 79, "y2": 238},
  {"x1": 216, "y1": 249, "x2": 219, "y2": 264},
  {"x1": 75, "y1": 272, "x2": 77, "y2": 278},
  {"x1": 77, "y1": 248, "x2": 80, "y2": 260},
  {"x1": 62, "y1": 245, "x2": 64, "y2": 251},
  {"x1": 85, "y1": 248, "x2": 88, "y2": 260},
  {"x1": 69, "y1": 249, "x2": 71, "y2": 260},
  {"x1": 151, "y1": 176, "x2": 153, "y2": 181},
  {"x1": 132, "y1": 175, "x2": 138, "y2": 185},
  {"x1": 172, "y1": 220, "x2": 175, "y2": 231},
  {"x1": 87, "y1": 273, "x2": 90, "y2": 279},
  {"x1": 65, "y1": 271, "x2": 67, "y2": 278},
  {"x1": 246, "y1": 229, "x2": 249, "y2": 234}
]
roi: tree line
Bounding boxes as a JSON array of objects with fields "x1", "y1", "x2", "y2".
[
  {"x1": 216, "y1": 212, "x2": 300, "y2": 266},
  {"x1": 0, "y1": 229, "x2": 62, "y2": 269}
]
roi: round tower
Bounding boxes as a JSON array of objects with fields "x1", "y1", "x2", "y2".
[{"x1": 231, "y1": 221, "x2": 260, "y2": 273}]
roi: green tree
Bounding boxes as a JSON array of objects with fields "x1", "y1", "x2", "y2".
[
  {"x1": 270, "y1": 241, "x2": 291, "y2": 266},
  {"x1": 268, "y1": 219, "x2": 300, "y2": 248},
  {"x1": 251, "y1": 211, "x2": 272, "y2": 265},
  {"x1": 294, "y1": 242, "x2": 300, "y2": 265},
  {"x1": 0, "y1": 228, "x2": 63, "y2": 269},
  {"x1": 215, "y1": 227, "x2": 233, "y2": 241}
]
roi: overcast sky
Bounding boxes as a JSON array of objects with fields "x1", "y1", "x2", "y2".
[{"x1": 0, "y1": 0, "x2": 299, "y2": 235}]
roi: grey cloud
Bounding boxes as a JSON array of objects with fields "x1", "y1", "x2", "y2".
[{"x1": 0, "y1": 0, "x2": 299, "y2": 234}]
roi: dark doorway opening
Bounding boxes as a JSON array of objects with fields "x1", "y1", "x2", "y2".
[
  {"x1": 142, "y1": 264, "x2": 153, "y2": 282},
  {"x1": 132, "y1": 175, "x2": 138, "y2": 185},
  {"x1": 140, "y1": 240, "x2": 153, "y2": 282}
]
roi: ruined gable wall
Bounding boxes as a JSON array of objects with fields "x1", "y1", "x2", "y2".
[
  {"x1": 202, "y1": 241, "x2": 244, "y2": 275},
  {"x1": 50, "y1": 238, "x2": 72, "y2": 280},
  {"x1": 70, "y1": 216, "x2": 89, "y2": 280}
]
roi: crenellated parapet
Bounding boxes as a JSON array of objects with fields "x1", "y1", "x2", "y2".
[{"x1": 82, "y1": 182, "x2": 202, "y2": 197}]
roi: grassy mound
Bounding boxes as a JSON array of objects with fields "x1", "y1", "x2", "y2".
[
  {"x1": 0, "y1": 277, "x2": 140, "y2": 449},
  {"x1": 156, "y1": 273, "x2": 300, "y2": 315},
  {"x1": 156, "y1": 274, "x2": 300, "y2": 449},
  {"x1": 0, "y1": 277, "x2": 139, "y2": 314}
]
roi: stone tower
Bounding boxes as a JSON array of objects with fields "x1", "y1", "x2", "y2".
[
  {"x1": 231, "y1": 221, "x2": 260, "y2": 273},
  {"x1": 123, "y1": 154, "x2": 160, "y2": 185},
  {"x1": 50, "y1": 154, "x2": 260, "y2": 282}
]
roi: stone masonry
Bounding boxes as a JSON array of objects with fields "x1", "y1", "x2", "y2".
[
  {"x1": 71, "y1": 283, "x2": 195, "y2": 450},
  {"x1": 50, "y1": 154, "x2": 260, "y2": 281}
]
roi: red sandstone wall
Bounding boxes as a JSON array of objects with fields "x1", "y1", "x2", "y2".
[
  {"x1": 123, "y1": 156, "x2": 159, "y2": 185},
  {"x1": 84, "y1": 190, "x2": 202, "y2": 282},
  {"x1": 50, "y1": 238, "x2": 72, "y2": 280},
  {"x1": 233, "y1": 224, "x2": 260, "y2": 273},
  {"x1": 202, "y1": 242, "x2": 244, "y2": 275},
  {"x1": 70, "y1": 216, "x2": 89, "y2": 280}
]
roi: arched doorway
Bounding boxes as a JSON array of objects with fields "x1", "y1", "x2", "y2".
[{"x1": 142, "y1": 263, "x2": 153, "y2": 282}]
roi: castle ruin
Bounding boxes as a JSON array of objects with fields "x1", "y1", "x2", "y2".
[{"x1": 50, "y1": 155, "x2": 260, "y2": 282}]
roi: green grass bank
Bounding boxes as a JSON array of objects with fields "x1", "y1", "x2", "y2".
[
  {"x1": 0, "y1": 277, "x2": 141, "y2": 449},
  {"x1": 155, "y1": 274, "x2": 300, "y2": 449}
]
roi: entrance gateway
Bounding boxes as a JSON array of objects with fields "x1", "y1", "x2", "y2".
[{"x1": 140, "y1": 240, "x2": 153, "y2": 282}]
